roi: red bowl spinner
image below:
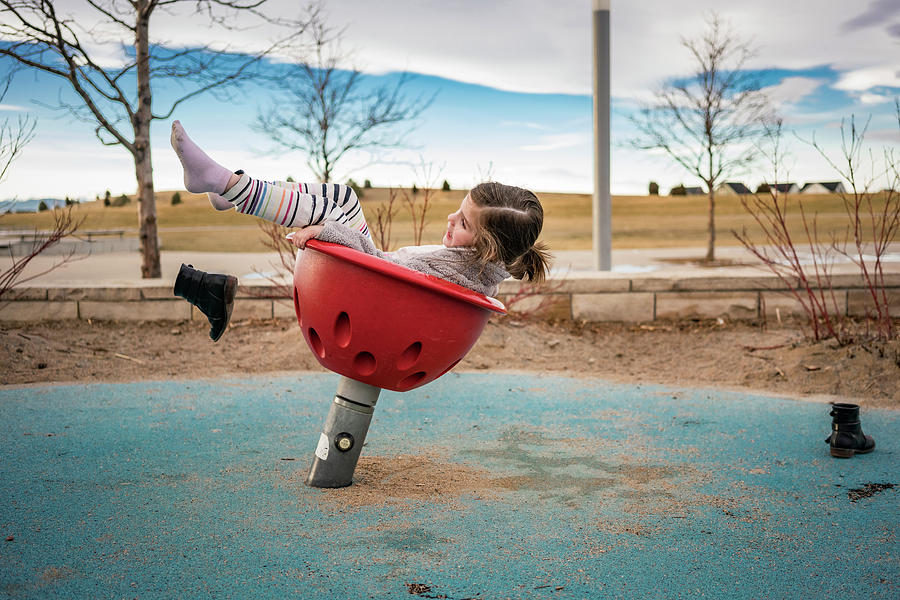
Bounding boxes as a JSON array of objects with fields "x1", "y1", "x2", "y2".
[{"x1": 292, "y1": 239, "x2": 506, "y2": 392}]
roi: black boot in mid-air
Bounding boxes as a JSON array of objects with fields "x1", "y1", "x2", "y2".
[{"x1": 173, "y1": 263, "x2": 237, "y2": 342}]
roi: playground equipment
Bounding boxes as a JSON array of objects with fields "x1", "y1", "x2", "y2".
[{"x1": 293, "y1": 239, "x2": 506, "y2": 487}]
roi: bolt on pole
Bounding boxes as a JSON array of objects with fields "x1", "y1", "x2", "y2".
[{"x1": 593, "y1": 0, "x2": 611, "y2": 271}]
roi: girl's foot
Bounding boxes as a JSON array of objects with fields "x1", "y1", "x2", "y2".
[
  {"x1": 207, "y1": 192, "x2": 234, "y2": 211},
  {"x1": 170, "y1": 120, "x2": 233, "y2": 195}
]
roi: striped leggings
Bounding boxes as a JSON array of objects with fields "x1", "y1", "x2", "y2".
[{"x1": 221, "y1": 174, "x2": 371, "y2": 240}]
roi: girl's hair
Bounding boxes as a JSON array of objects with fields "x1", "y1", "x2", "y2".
[{"x1": 468, "y1": 182, "x2": 551, "y2": 284}]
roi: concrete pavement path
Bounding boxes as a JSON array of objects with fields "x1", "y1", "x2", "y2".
[{"x1": 5, "y1": 244, "x2": 899, "y2": 286}]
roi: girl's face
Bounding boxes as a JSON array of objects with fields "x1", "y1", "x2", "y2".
[{"x1": 444, "y1": 194, "x2": 480, "y2": 248}]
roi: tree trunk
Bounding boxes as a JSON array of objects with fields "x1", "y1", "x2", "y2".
[
  {"x1": 706, "y1": 188, "x2": 716, "y2": 262},
  {"x1": 134, "y1": 141, "x2": 159, "y2": 278},
  {"x1": 134, "y1": 1, "x2": 160, "y2": 278}
]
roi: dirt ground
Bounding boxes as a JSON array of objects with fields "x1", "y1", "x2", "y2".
[{"x1": 2, "y1": 316, "x2": 898, "y2": 409}]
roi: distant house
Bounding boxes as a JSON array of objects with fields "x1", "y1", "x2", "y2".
[
  {"x1": 800, "y1": 181, "x2": 846, "y2": 194},
  {"x1": 715, "y1": 182, "x2": 752, "y2": 195},
  {"x1": 756, "y1": 183, "x2": 799, "y2": 194},
  {"x1": 684, "y1": 186, "x2": 705, "y2": 195},
  {"x1": 771, "y1": 183, "x2": 799, "y2": 194}
]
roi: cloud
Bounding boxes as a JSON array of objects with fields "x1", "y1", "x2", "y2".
[
  {"x1": 762, "y1": 76, "x2": 825, "y2": 105},
  {"x1": 834, "y1": 67, "x2": 900, "y2": 91},
  {"x1": 533, "y1": 166, "x2": 588, "y2": 180},
  {"x1": 841, "y1": 0, "x2": 900, "y2": 32},
  {"x1": 24, "y1": 0, "x2": 900, "y2": 99},
  {"x1": 500, "y1": 121, "x2": 551, "y2": 131},
  {"x1": 6, "y1": 0, "x2": 900, "y2": 199},
  {"x1": 858, "y1": 92, "x2": 896, "y2": 105},
  {"x1": 521, "y1": 133, "x2": 585, "y2": 152},
  {"x1": 867, "y1": 128, "x2": 900, "y2": 143},
  {"x1": 78, "y1": 41, "x2": 131, "y2": 70}
]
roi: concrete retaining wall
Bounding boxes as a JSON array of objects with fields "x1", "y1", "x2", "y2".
[
  {"x1": 0, "y1": 282, "x2": 295, "y2": 323},
  {"x1": 3, "y1": 271, "x2": 897, "y2": 323},
  {"x1": 494, "y1": 271, "x2": 900, "y2": 323}
]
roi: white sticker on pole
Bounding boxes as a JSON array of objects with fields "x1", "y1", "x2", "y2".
[{"x1": 315, "y1": 433, "x2": 329, "y2": 460}]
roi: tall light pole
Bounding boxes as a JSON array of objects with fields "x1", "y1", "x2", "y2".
[{"x1": 592, "y1": 0, "x2": 611, "y2": 270}]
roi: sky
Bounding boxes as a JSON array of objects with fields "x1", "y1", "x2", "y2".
[{"x1": 0, "y1": 0, "x2": 899, "y2": 202}]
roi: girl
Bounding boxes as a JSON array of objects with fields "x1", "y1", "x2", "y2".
[{"x1": 170, "y1": 121, "x2": 550, "y2": 341}]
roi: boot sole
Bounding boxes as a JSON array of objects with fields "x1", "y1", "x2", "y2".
[
  {"x1": 224, "y1": 275, "x2": 237, "y2": 324},
  {"x1": 830, "y1": 445, "x2": 875, "y2": 458},
  {"x1": 210, "y1": 276, "x2": 238, "y2": 342}
]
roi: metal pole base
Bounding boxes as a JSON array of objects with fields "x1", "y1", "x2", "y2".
[{"x1": 306, "y1": 376, "x2": 381, "y2": 488}]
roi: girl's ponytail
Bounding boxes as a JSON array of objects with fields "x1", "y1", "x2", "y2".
[
  {"x1": 508, "y1": 241, "x2": 551, "y2": 284},
  {"x1": 469, "y1": 182, "x2": 551, "y2": 284}
]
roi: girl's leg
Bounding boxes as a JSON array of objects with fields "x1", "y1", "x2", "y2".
[
  {"x1": 172, "y1": 120, "x2": 370, "y2": 239},
  {"x1": 223, "y1": 177, "x2": 370, "y2": 239}
]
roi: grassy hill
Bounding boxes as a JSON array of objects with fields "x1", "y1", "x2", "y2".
[{"x1": 0, "y1": 187, "x2": 885, "y2": 253}]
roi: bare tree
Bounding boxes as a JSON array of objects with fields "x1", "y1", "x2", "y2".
[
  {"x1": 404, "y1": 158, "x2": 443, "y2": 245},
  {"x1": 734, "y1": 104, "x2": 900, "y2": 343},
  {"x1": 370, "y1": 186, "x2": 401, "y2": 251},
  {"x1": 812, "y1": 107, "x2": 900, "y2": 340},
  {"x1": 0, "y1": 204, "x2": 83, "y2": 305},
  {"x1": 629, "y1": 12, "x2": 772, "y2": 261},
  {"x1": 0, "y1": 77, "x2": 35, "y2": 185},
  {"x1": 0, "y1": 0, "x2": 313, "y2": 278},
  {"x1": 254, "y1": 19, "x2": 433, "y2": 183},
  {"x1": 733, "y1": 119, "x2": 848, "y2": 342},
  {"x1": 0, "y1": 79, "x2": 83, "y2": 304}
]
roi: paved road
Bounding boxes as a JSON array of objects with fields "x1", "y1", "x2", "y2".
[
  {"x1": 1, "y1": 373, "x2": 897, "y2": 598},
  {"x1": 5, "y1": 244, "x2": 899, "y2": 286}
]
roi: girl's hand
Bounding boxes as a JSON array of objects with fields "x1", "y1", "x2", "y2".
[{"x1": 286, "y1": 225, "x2": 324, "y2": 249}]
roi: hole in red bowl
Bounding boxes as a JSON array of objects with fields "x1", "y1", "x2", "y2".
[
  {"x1": 292, "y1": 288, "x2": 302, "y2": 327},
  {"x1": 397, "y1": 371, "x2": 427, "y2": 391},
  {"x1": 334, "y1": 311, "x2": 351, "y2": 348},
  {"x1": 397, "y1": 341, "x2": 422, "y2": 370},
  {"x1": 353, "y1": 351, "x2": 376, "y2": 376},
  {"x1": 307, "y1": 327, "x2": 325, "y2": 358}
]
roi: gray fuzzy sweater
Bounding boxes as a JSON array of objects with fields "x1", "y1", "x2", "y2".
[{"x1": 317, "y1": 221, "x2": 509, "y2": 296}]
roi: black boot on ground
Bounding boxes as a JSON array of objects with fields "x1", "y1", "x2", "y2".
[
  {"x1": 173, "y1": 263, "x2": 237, "y2": 342},
  {"x1": 825, "y1": 402, "x2": 875, "y2": 458}
]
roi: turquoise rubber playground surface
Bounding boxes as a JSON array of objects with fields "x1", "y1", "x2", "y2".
[{"x1": 1, "y1": 373, "x2": 898, "y2": 599}]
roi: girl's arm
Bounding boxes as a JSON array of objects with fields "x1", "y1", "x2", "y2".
[
  {"x1": 315, "y1": 221, "x2": 383, "y2": 256},
  {"x1": 286, "y1": 226, "x2": 324, "y2": 249},
  {"x1": 287, "y1": 222, "x2": 383, "y2": 255}
]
